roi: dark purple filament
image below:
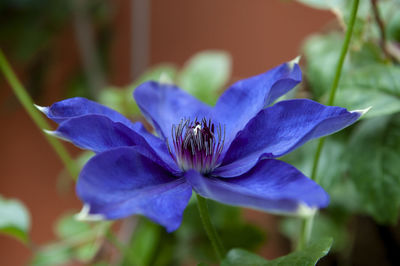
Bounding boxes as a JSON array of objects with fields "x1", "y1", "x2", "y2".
[{"x1": 171, "y1": 118, "x2": 225, "y2": 174}]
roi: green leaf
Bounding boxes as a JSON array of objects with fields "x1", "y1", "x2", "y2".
[
  {"x1": 335, "y1": 63, "x2": 400, "y2": 118},
  {"x1": 31, "y1": 245, "x2": 72, "y2": 266},
  {"x1": 221, "y1": 238, "x2": 332, "y2": 266},
  {"x1": 302, "y1": 33, "x2": 344, "y2": 98},
  {"x1": 178, "y1": 50, "x2": 232, "y2": 105},
  {"x1": 131, "y1": 64, "x2": 177, "y2": 89},
  {"x1": 0, "y1": 195, "x2": 30, "y2": 243},
  {"x1": 55, "y1": 213, "x2": 91, "y2": 239},
  {"x1": 121, "y1": 218, "x2": 161, "y2": 266},
  {"x1": 347, "y1": 114, "x2": 400, "y2": 224},
  {"x1": 99, "y1": 64, "x2": 177, "y2": 117},
  {"x1": 175, "y1": 200, "x2": 265, "y2": 263},
  {"x1": 32, "y1": 213, "x2": 108, "y2": 265},
  {"x1": 281, "y1": 214, "x2": 348, "y2": 252}
]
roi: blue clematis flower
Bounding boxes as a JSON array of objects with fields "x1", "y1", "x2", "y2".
[{"x1": 38, "y1": 59, "x2": 366, "y2": 232}]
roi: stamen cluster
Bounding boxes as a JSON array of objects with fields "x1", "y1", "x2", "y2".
[{"x1": 171, "y1": 118, "x2": 225, "y2": 174}]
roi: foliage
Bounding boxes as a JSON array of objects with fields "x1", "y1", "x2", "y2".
[
  {"x1": 221, "y1": 238, "x2": 332, "y2": 266},
  {"x1": 0, "y1": 195, "x2": 30, "y2": 243},
  {"x1": 3, "y1": 0, "x2": 400, "y2": 264}
]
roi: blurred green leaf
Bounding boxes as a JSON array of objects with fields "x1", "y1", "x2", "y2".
[
  {"x1": 33, "y1": 213, "x2": 108, "y2": 265},
  {"x1": 281, "y1": 214, "x2": 348, "y2": 252},
  {"x1": 387, "y1": 10, "x2": 400, "y2": 42},
  {"x1": 55, "y1": 213, "x2": 91, "y2": 239},
  {"x1": 178, "y1": 50, "x2": 232, "y2": 105},
  {"x1": 303, "y1": 33, "x2": 344, "y2": 98},
  {"x1": 222, "y1": 249, "x2": 267, "y2": 266},
  {"x1": 283, "y1": 135, "x2": 349, "y2": 191},
  {"x1": 347, "y1": 115, "x2": 400, "y2": 224},
  {"x1": 98, "y1": 87, "x2": 131, "y2": 115},
  {"x1": 175, "y1": 200, "x2": 265, "y2": 264},
  {"x1": 99, "y1": 64, "x2": 177, "y2": 117},
  {"x1": 121, "y1": 218, "x2": 161, "y2": 266},
  {"x1": 0, "y1": 195, "x2": 30, "y2": 243},
  {"x1": 131, "y1": 64, "x2": 177, "y2": 89},
  {"x1": 336, "y1": 63, "x2": 400, "y2": 118},
  {"x1": 221, "y1": 238, "x2": 332, "y2": 266},
  {"x1": 31, "y1": 245, "x2": 72, "y2": 266}
]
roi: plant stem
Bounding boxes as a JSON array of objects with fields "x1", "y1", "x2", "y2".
[
  {"x1": 297, "y1": 0, "x2": 360, "y2": 250},
  {"x1": 195, "y1": 193, "x2": 226, "y2": 260},
  {"x1": 0, "y1": 49, "x2": 79, "y2": 179}
]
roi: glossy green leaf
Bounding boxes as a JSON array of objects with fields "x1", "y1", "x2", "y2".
[
  {"x1": 178, "y1": 50, "x2": 232, "y2": 105},
  {"x1": 0, "y1": 195, "x2": 30, "y2": 243},
  {"x1": 221, "y1": 238, "x2": 332, "y2": 266},
  {"x1": 347, "y1": 115, "x2": 400, "y2": 224}
]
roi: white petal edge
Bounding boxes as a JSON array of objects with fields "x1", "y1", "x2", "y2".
[
  {"x1": 43, "y1": 129, "x2": 70, "y2": 142},
  {"x1": 350, "y1": 106, "x2": 372, "y2": 117},
  {"x1": 295, "y1": 203, "x2": 317, "y2": 217},
  {"x1": 75, "y1": 204, "x2": 105, "y2": 221},
  {"x1": 288, "y1": 55, "x2": 301, "y2": 70},
  {"x1": 33, "y1": 104, "x2": 49, "y2": 115}
]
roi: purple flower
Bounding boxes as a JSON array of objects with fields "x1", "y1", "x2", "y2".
[{"x1": 39, "y1": 59, "x2": 365, "y2": 232}]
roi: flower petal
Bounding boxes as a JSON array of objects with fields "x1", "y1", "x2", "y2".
[
  {"x1": 217, "y1": 99, "x2": 362, "y2": 177},
  {"x1": 38, "y1": 97, "x2": 136, "y2": 129},
  {"x1": 49, "y1": 114, "x2": 180, "y2": 174},
  {"x1": 134, "y1": 81, "x2": 212, "y2": 141},
  {"x1": 187, "y1": 159, "x2": 328, "y2": 215},
  {"x1": 77, "y1": 147, "x2": 192, "y2": 232},
  {"x1": 213, "y1": 60, "x2": 301, "y2": 146}
]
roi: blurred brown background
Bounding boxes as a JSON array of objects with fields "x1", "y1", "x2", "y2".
[{"x1": 0, "y1": 0, "x2": 332, "y2": 265}]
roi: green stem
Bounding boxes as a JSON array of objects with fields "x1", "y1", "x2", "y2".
[
  {"x1": 0, "y1": 49, "x2": 79, "y2": 179},
  {"x1": 195, "y1": 193, "x2": 226, "y2": 260},
  {"x1": 297, "y1": 0, "x2": 360, "y2": 250}
]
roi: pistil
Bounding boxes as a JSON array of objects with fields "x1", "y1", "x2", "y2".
[{"x1": 171, "y1": 118, "x2": 225, "y2": 174}]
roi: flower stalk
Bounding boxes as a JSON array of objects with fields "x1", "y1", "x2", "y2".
[
  {"x1": 0, "y1": 49, "x2": 79, "y2": 179},
  {"x1": 297, "y1": 0, "x2": 360, "y2": 250},
  {"x1": 195, "y1": 193, "x2": 226, "y2": 260}
]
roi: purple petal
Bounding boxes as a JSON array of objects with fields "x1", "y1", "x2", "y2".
[
  {"x1": 217, "y1": 99, "x2": 362, "y2": 177},
  {"x1": 187, "y1": 159, "x2": 329, "y2": 214},
  {"x1": 213, "y1": 60, "x2": 301, "y2": 146},
  {"x1": 39, "y1": 97, "x2": 136, "y2": 130},
  {"x1": 50, "y1": 114, "x2": 180, "y2": 174},
  {"x1": 134, "y1": 81, "x2": 212, "y2": 142},
  {"x1": 77, "y1": 147, "x2": 192, "y2": 232}
]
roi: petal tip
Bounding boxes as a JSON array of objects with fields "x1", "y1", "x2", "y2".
[
  {"x1": 296, "y1": 203, "x2": 318, "y2": 217},
  {"x1": 43, "y1": 129, "x2": 69, "y2": 142},
  {"x1": 43, "y1": 129, "x2": 57, "y2": 136},
  {"x1": 351, "y1": 106, "x2": 372, "y2": 117},
  {"x1": 34, "y1": 104, "x2": 49, "y2": 115},
  {"x1": 288, "y1": 55, "x2": 301, "y2": 69},
  {"x1": 75, "y1": 204, "x2": 105, "y2": 221}
]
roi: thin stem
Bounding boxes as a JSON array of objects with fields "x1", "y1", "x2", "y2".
[
  {"x1": 371, "y1": 0, "x2": 394, "y2": 61},
  {"x1": 297, "y1": 0, "x2": 360, "y2": 250},
  {"x1": 0, "y1": 49, "x2": 79, "y2": 179},
  {"x1": 195, "y1": 193, "x2": 226, "y2": 260}
]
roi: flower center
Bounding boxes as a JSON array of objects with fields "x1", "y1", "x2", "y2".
[{"x1": 171, "y1": 118, "x2": 225, "y2": 174}]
